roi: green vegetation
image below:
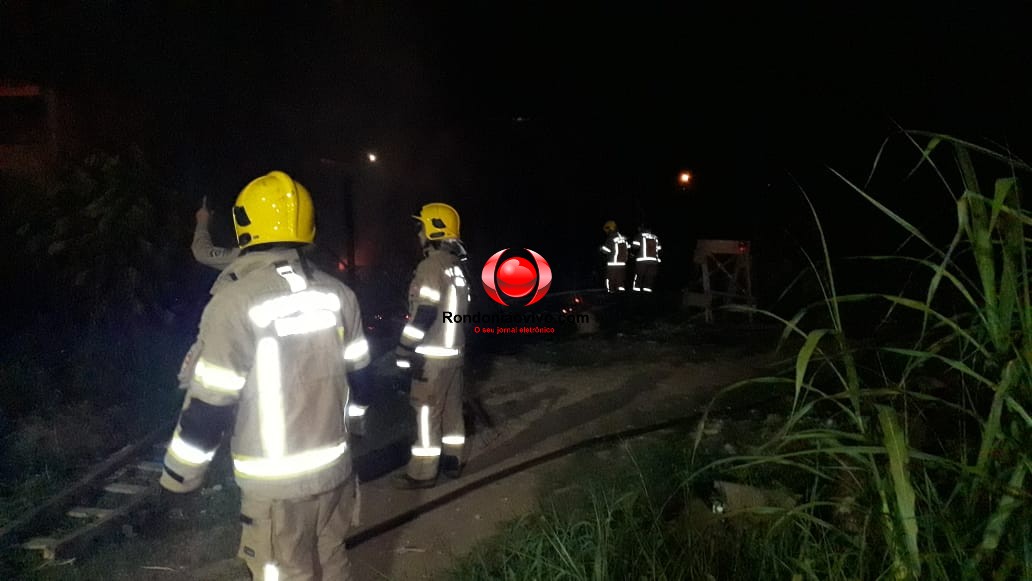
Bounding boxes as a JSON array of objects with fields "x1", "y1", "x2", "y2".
[
  {"x1": 0, "y1": 151, "x2": 202, "y2": 564},
  {"x1": 449, "y1": 134, "x2": 1032, "y2": 580},
  {"x1": 13, "y1": 150, "x2": 194, "y2": 326}
]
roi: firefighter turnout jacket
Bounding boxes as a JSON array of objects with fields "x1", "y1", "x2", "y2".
[
  {"x1": 396, "y1": 247, "x2": 470, "y2": 371},
  {"x1": 600, "y1": 232, "x2": 630, "y2": 266},
  {"x1": 631, "y1": 230, "x2": 662, "y2": 263},
  {"x1": 600, "y1": 231, "x2": 630, "y2": 292},
  {"x1": 395, "y1": 244, "x2": 471, "y2": 482},
  {"x1": 631, "y1": 229, "x2": 662, "y2": 293},
  {"x1": 161, "y1": 248, "x2": 372, "y2": 500}
]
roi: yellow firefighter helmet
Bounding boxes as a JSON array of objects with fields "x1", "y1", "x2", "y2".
[
  {"x1": 413, "y1": 203, "x2": 461, "y2": 240},
  {"x1": 233, "y1": 171, "x2": 316, "y2": 248}
]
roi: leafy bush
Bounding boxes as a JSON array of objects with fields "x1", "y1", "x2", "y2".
[
  {"x1": 0, "y1": 150, "x2": 205, "y2": 534},
  {"x1": 13, "y1": 149, "x2": 197, "y2": 328}
]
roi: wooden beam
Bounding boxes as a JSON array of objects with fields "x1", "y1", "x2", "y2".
[
  {"x1": 66, "y1": 507, "x2": 115, "y2": 519},
  {"x1": 103, "y1": 483, "x2": 150, "y2": 495},
  {"x1": 0, "y1": 420, "x2": 174, "y2": 547},
  {"x1": 0, "y1": 84, "x2": 42, "y2": 97},
  {"x1": 27, "y1": 487, "x2": 159, "y2": 560}
]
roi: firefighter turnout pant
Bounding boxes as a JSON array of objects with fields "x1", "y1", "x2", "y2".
[
  {"x1": 407, "y1": 364, "x2": 465, "y2": 481},
  {"x1": 632, "y1": 261, "x2": 658, "y2": 293},
  {"x1": 238, "y1": 478, "x2": 359, "y2": 581},
  {"x1": 605, "y1": 265, "x2": 627, "y2": 293}
]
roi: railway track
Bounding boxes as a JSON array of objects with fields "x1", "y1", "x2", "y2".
[
  {"x1": 1, "y1": 392, "x2": 778, "y2": 568},
  {"x1": 1, "y1": 315, "x2": 777, "y2": 569},
  {"x1": 0, "y1": 378, "x2": 415, "y2": 564},
  {"x1": 0, "y1": 420, "x2": 176, "y2": 561}
]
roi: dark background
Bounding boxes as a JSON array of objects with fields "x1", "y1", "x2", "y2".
[{"x1": 3, "y1": 1, "x2": 1030, "y2": 295}]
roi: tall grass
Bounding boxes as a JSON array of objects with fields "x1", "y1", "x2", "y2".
[
  {"x1": 697, "y1": 132, "x2": 1032, "y2": 580},
  {"x1": 449, "y1": 134, "x2": 1032, "y2": 580},
  {"x1": 448, "y1": 434, "x2": 798, "y2": 581}
]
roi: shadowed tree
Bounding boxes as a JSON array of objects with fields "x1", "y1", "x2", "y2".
[{"x1": 15, "y1": 149, "x2": 195, "y2": 329}]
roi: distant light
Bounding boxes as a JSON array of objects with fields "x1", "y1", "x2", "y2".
[
  {"x1": 679, "y1": 171, "x2": 692, "y2": 184},
  {"x1": 337, "y1": 260, "x2": 347, "y2": 272},
  {"x1": 367, "y1": 153, "x2": 378, "y2": 163}
]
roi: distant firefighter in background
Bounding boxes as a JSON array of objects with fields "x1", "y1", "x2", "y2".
[
  {"x1": 631, "y1": 224, "x2": 662, "y2": 293},
  {"x1": 177, "y1": 197, "x2": 242, "y2": 393},
  {"x1": 192, "y1": 196, "x2": 241, "y2": 272},
  {"x1": 599, "y1": 220, "x2": 630, "y2": 293}
]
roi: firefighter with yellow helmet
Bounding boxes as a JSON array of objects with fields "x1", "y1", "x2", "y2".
[
  {"x1": 393, "y1": 202, "x2": 471, "y2": 488},
  {"x1": 161, "y1": 171, "x2": 371, "y2": 580},
  {"x1": 183, "y1": 196, "x2": 371, "y2": 436},
  {"x1": 600, "y1": 220, "x2": 630, "y2": 293}
]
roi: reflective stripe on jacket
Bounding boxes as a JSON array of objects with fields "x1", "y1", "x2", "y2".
[
  {"x1": 600, "y1": 233, "x2": 629, "y2": 266},
  {"x1": 400, "y1": 248, "x2": 470, "y2": 368},
  {"x1": 163, "y1": 248, "x2": 369, "y2": 500},
  {"x1": 632, "y1": 231, "x2": 662, "y2": 262}
]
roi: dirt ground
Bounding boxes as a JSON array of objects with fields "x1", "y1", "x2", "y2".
[
  {"x1": 26, "y1": 319, "x2": 777, "y2": 581},
  {"x1": 346, "y1": 324, "x2": 773, "y2": 581}
]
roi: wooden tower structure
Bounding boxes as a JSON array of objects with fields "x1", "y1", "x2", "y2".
[{"x1": 683, "y1": 239, "x2": 754, "y2": 322}]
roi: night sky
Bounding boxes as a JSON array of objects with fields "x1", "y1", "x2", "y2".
[{"x1": 3, "y1": 2, "x2": 1030, "y2": 293}]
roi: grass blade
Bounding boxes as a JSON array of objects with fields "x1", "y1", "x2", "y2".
[{"x1": 877, "y1": 405, "x2": 920, "y2": 579}]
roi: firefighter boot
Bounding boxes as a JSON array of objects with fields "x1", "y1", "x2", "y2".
[
  {"x1": 441, "y1": 455, "x2": 464, "y2": 479},
  {"x1": 392, "y1": 472, "x2": 437, "y2": 490}
]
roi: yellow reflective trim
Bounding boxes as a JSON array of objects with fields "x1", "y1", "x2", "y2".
[
  {"x1": 441, "y1": 435, "x2": 466, "y2": 445},
  {"x1": 169, "y1": 433, "x2": 215, "y2": 466},
  {"x1": 415, "y1": 345, "x2": 460, "y2": 357},
  {"x1": 256, "y1": 337, "x2": 286, "y2": 460},
  {"x1": 402, "y1": 325, "x2": 425, "y2": 341},
  {"x1": 248, "y1": 291, "x2": 341, "y2": 328},
  {"x1": 444, "y1": 286, "x2": 457, "y2": 347},
  {"x1": 420, "y1": 405, "x2": 431, "y2": 448},
  {"x1": 193, "y1": 358, "x2": 246, "y2": 393},
  {"x1": 411, "y1": 446, "x2": 441, "y2": 457},
  {"x1": 418, "y1": 286, "x2": 441, "y2": 303},
  {"x1": 234, "y1": 441, "x2": 349, "y2": 479},
  {"x1": 343, "y1": 339, "x2": 370, "y2": 361},
  {"x1": 273, "y1": 309, "x2": 337, "y2": 337}
]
